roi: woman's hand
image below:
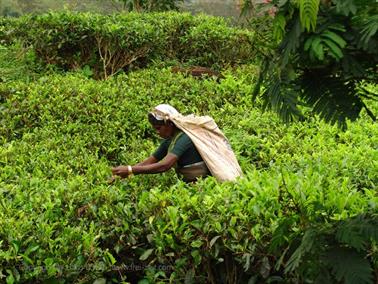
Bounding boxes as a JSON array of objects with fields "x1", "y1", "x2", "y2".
[
  {"x1": 107, "y1": 175, "x2": 117, "y2": 184},
  {"x1": 110, "y1": 154, "x2": 177, "y2": 180},
  {"x1": 111, "y1": 165, "x2": 132, "y2": 178}
]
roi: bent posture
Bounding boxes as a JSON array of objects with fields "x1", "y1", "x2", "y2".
[{"x1": 111, "y1": 104, "x2": 210, "y2": 183}]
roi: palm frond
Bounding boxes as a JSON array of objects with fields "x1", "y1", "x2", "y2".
[
  {"x1": 341, "y1": 53, "x2": 367, "y2": 78},
  {"x1": 270, "y1": 217, "x2": 298, "y2": 253},
  {"x1": 299, "y1": 69, "x2": 364, "y2": 128},
  {"x1": 298, "y1": 0, "x2": 320, "y2": 32},
  {"x1": 247, "y1": 0, "x2": 377, "y2": 128},
  {"x1": 336, "y1": 216, "x2": 369, "y2": 251},
  {"x1": 334, "y1": 0, "x2": 357, "y2": 16},
  {"x1": 262, "y1": 77, "x2": 303, "y2": 123},
  {"x1": 304, "y1": 28, "x2": 347, "y2": 62},
  {"x1": 284, "y1": 228, "x2": 318, "y2": 273},
  {"x1": 336, "y1": 214, "x2": 378, "y2": 251},
  {"x1": 359, "y1": 14, "x2": 378, "y2": 48},
  {"x1": 325, "y1": 247, "x2": 374, "y2": 284},
  {"x1": 279, "y1": 14, "x2": 302, "y2": 67},
  {"x1": 252, "y1": 57, "x2": 270, "y2": 102},
  {"x1": 273, "y1": 13, "x2": 287, "y2": 42},
  {"x1": 239, "y1": 0, "x2": 253, "y2": 17}
]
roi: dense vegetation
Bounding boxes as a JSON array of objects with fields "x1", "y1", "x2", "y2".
[
  {"x1": 1, "y1": 12, "x2": 255, "y2": 79},
  {"x1": 0, "y1": 0, "x2": 121, "y2": 16},
  {"x1": 1, "y1": 9, "x2": 377, "y2": 284},
  {"x1": 242, "y1": 0, "x2": 378, "y2": 128}
]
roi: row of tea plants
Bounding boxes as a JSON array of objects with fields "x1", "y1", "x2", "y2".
[
  {"x1": 1, "y1": 56, "x2": 377, "y2": 283},
  {"x1": 1, "y1": 11, "x2": 256, "y2": 79}
]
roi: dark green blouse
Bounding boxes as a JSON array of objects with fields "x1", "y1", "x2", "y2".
[{"x1": 152, "y1": 131, "x2": 204, "y2": 168}]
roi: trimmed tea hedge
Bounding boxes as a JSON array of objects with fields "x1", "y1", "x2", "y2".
[
  {"x1": 0, "y1": 17, "x2": 18, "y2": 45},
  {"x1": 1, "y1": 66, "x2": 377, "y2": 283},
  {"x1": 5, "y1": 11, "x2": 256, "y2": 78}
]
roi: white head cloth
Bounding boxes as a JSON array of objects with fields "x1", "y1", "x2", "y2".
[{"x1": 151, "y1": 104, "x2": 179, "y2": 121}]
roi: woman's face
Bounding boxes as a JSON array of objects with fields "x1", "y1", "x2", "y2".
[{"x1": 153, "y1": 123, "x2": 174, "y2": 139}]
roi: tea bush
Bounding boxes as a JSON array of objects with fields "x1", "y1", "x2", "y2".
[
  {"x1": 0, "y1": 43, "x2": 45, "y2": 83},
  {"x1": 1, "y1": 64, "x2": 377, "y2": 283},
  {"x1": 5, "y1": 11, "x2": 256, "y2": 78},
  {"x1": 0, "y1": 17, "x2": 17, "y2": 45}
]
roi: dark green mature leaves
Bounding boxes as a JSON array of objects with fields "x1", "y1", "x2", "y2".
[
  {"x1": 355, "y1": 14, "x2": 378, "y2": 49},
  {"x1": 300, "y1": 70, "x2": 363, "y2": 129},
  {"x1": 326, "y1": 248, "x2": 373, "y2": 284},
  {"x1": 280, "y1": 215, "x2": 378, "y2": 283}
]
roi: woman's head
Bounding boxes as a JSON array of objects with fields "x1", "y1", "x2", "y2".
[
  {"x1": 148, "y1": 104, "x2": 179, "y2": 138},
  {"x1": 148, "y1": 112, "x2": 166, "y2": 126}
]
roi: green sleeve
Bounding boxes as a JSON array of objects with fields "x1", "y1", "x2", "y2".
[
  {"x1": 152, "y1": 139, "x2": 170, "y2": 161},
  {"x1": 170, "y1": 133, "x2": 192, "y2": 158}
]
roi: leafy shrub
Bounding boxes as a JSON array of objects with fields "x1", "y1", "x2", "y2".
[
  {"x1": 0, "y1": 65, "x2": 377, "y2": 283},
  {"x1": 6, "y1": 11, "x2": 256, "y2": 78},
  {"x1": 115, "y1": 0, "x2": 183, "y2": 12},
  {"x1": 0, "y1": 43, "x2": 44, "y2": 82},
  {"x1": 246, "y1": 0, "x2": 378, "y2": 127},
  {"x1": 0, "y1": 17, "x2": 18, "y2": 45}
]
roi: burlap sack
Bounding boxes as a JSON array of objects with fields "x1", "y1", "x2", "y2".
[{"x1": 153, "y1": 108, "x2": 242, "y2": 182}]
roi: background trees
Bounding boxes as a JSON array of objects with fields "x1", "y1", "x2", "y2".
[
  {"x1": 113, "y1": 0, "x2": 183, "y2": 12},
  {"x1": 242, "y1": 0, "x2": 378, "y2": 128}
]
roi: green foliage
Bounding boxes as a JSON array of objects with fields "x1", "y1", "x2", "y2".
[
  {"x1": 0, "y1": 0, "x2": 122, "y2": 16},
  {"x1": 0, "y1": 17, "x2": 18, "y2": 45},
  {"x1": 1, "y1": 7, "x2": 378, "y2": 280},
  {"x1": 0, "y1": 51, "x2": 377, "y2": 282},
  {"x1": 248, "y1": 0, "x2": 378, "y2": 128},
  {"x1": 277, "y1": 215, "x2": 378, "y2": 283},
  {"x1": 0, "y1": 43, "x2": 44, "y2": 82},
  {"x1": 4, "y1": 11, "x2": 256, "y2": 78},
  {"x1": 298, "y1": 0, "x2": 320, "y2": 32},
  {"x1": 115, "y1": 0, "x2": 183, "y2": 12},
  {"x1": 304, "y1": 25, "x2": 347, "y2": 61}
]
